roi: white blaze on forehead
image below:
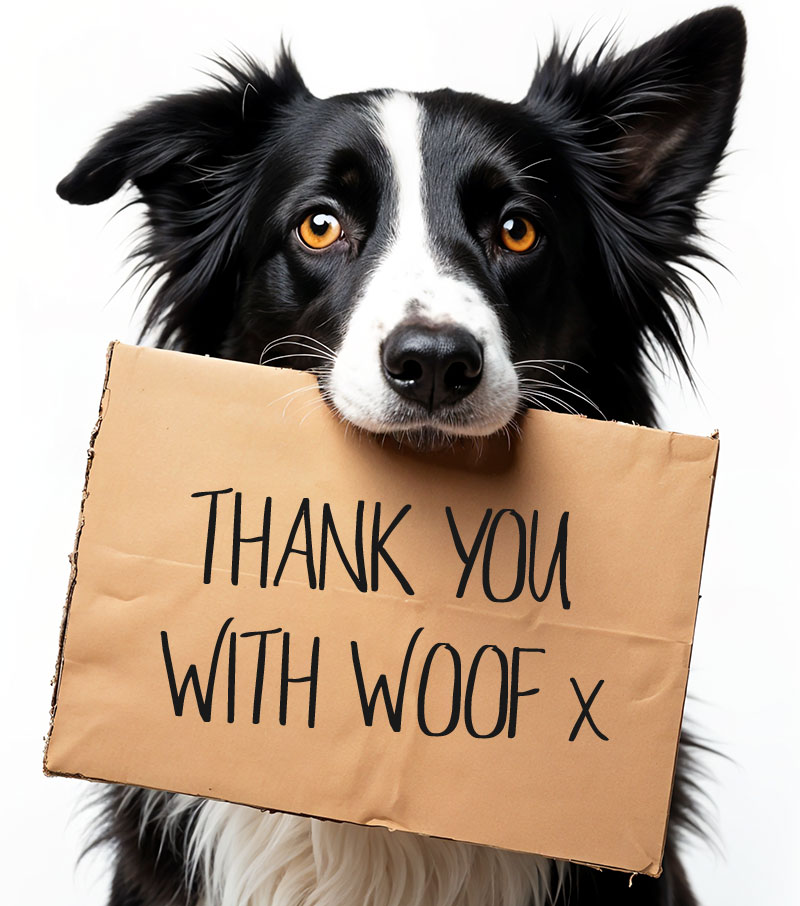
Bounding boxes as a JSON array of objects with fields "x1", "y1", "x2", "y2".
[
  {"x1": 376, "y1": 91, "x2": 429, "y2": 252},
  {"x1": 328, "y1": 91, "x2": 519, "y2": 435}
]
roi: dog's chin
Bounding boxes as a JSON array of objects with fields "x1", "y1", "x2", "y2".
[
  {"x1": 386, "y1": 425, "x2": 483, "y2": 452},
  {"x1": 322, "y1": 380, "x2": 524, "y2": 451},
  {"x1": 335, "y1": 412, "x2": 524, "y2": 453}
]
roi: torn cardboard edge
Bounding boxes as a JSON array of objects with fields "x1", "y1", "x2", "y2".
[
  {"x1": 45, "y1": 340, "x2": 117, "y2": 772},
  {"x1": 43, "y1": 341, "x2": 720, "y2": 879}
]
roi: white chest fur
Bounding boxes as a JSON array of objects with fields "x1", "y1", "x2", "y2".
[{"x1": 174, "y1": 798, "x2": 559, "y2": 906}]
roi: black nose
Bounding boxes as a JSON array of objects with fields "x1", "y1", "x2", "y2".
[{"x1": 382, "y1": 324, "x2": 483, "y2": 410}]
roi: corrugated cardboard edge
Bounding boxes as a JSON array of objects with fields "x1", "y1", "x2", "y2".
[
  {"x1": 644, "y1": 427, "x2": 721, "y2": 881},
  {"x1": 43, "y1": 340, "x2": 119, "y2": 777},
  {"x1": 41, "y1": 343, "x2": 720, "y2": 879}
]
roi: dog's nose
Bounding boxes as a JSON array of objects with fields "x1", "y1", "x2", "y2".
[{"x1": 382, "y1": 324, "x2": 483, "y2": 410}]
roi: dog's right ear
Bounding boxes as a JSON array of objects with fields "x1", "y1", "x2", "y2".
[
  {"x1": 57, "y1": 50, "x2": 311, "y2": 352},
  {"x1": 57, "y1": 50, "x2": 310, "y2": 205}
]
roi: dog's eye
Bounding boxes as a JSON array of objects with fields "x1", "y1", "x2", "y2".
[
  {"x1": 298, "y1": 213, "x2": 343, "y2": 250},
  {"x1": 499, "y1": 216, "x2": 538, "y2": 253}
]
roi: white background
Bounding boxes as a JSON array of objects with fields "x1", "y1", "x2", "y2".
[{"x1": 4, "y1": 1, "x2": 798, "y2": 903}]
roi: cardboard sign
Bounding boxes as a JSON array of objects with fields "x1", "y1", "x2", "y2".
[{"x1": 44, "y1": 342, "x2": 718, "y2": 877}]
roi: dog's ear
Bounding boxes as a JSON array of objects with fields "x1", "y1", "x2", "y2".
[
  {"x1": 57, "y1": 50, "x2": 310, "y2": 205},
  {"x1": 525, "y1": 7, "x2": 745, "y2": 377},
  {"x1": 57, "y1": 51, "x2": 310, "y2": 353},
  {"x1": 528, "y1": 7, "x2": 746, "y2": 204}
]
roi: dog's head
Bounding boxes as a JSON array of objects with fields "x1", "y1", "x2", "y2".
[{"x1": 58, "y1": 7, "x2": 745, "y2": 438}]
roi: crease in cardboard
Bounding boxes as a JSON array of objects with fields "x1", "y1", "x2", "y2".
[
  {"x1": 44, "y1": 340, "x2": 118, "y2": 775},
  {"x1": 81, "y1": 540, "x2": 206, "y2": 577},
  {"x1": 78, "y1": 541, "x2": 416, "y2": 606},
  {"x1": 75, "y1": 541, "x2": 700, "y2": 648}
]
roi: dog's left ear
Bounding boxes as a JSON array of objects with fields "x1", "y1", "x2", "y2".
[
  {"x1": 525, "y1": 7, "x2": 745, "y2": 378},
  {"x1": 528, "y1": 6, "x2": 746, "y2": 203}
]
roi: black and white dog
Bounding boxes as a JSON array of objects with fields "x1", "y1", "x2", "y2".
[{"x1": 58, "y1": 7, "x2": 745, "y2": 905}]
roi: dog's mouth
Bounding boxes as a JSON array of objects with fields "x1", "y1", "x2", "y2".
[
  {"x1": 317, "y1": 383, "x2": 524, "y2": 451},
  {"x1": 260, "y1": 334, "x2": 602, "y2": 453},
  {"x1": 260, "y1": 335, "x2": 522, "y2": 446},
  {"x1": 319, "y1": 329, "x2": 523, "y2": 447},
  {"x1": 261, "y1": 332, "x2": 599, "y2": 450},
  {"x1": 384, "y1": 421, "x2": 522, "y2": 453}
]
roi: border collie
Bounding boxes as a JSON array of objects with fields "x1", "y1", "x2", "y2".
[{"x1": 57, "y1": 7, "x2": 745, "y2": 905}]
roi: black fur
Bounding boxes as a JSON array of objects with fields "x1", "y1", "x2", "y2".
[{"x1": 59, "y1": 8, "x2": 746, "y2": 905}]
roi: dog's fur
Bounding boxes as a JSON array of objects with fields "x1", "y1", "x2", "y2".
[{"x1": 59, "y1": 7, "x2": 745, "y2": 905}]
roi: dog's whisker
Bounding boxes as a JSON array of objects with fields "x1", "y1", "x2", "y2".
[
  {"x1": 516, "y1": 156, "x2": 552, "y2": 174},
  {"x1": 516, "y1": 174, "x2": 549, "y2": 186},
  {"x1": 260, "y1": 348, "x2": 336, "y2": 367},
  {"x1": 514, "y1": 358, "x2": 588, "y2": 373},
  {"x1": 298, "y1": 400, "x2": 329, "y2": 426},
  {"x1": 518, "y1": 391, "x2": 554, "y2": 412},
  {"x1": 294, "y1": 393, "x2": 328, "y2": 413},
  {"x1": 261, "y1": 333, "x2": 337, "y2": 356},
  {"x1": 521, "y1": 378, "x2": 590, "y2": 399},
  {"x1": 516, "y1": 374, "x2": 605, "y2": 418},
  {"x1": 523, "y1": 378, "x2": 595, "y2": 400},
  {"x1": 262, "y1": 383, "x2": 320, "y2": 413},
  {"x1": 259, "y1": 334, "x2": 338, "y2": 365},
  {"x1": 260, "y1": 352, "x2": 336, "y2": 367},
  {"x1": 519, "y1": 368, "x2": 579, "y2": 390},
  {"x1": 516, "y1": 363, "x2": 586, "y2": 388},
  {"x1": 261, "y1": 342, "x2": 337, "y2": 362},
  {"x1": 525, "y1": 391, "x2": 581, "y2": 416},
  {"x1": 278, "y1": 385, "x2": 321, "y2": 418}
]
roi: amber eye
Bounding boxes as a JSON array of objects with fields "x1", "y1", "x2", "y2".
[
  {"x1": 298, "y1": 212, "x2": 343, "y2": 250},
  {"x1": 499, "y1": 216, "x2": 538, "y2": 253}
]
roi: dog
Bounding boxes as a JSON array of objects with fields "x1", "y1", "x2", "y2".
[{"x1": 57, "y1": 6, "x2": 745, "y2": 905}]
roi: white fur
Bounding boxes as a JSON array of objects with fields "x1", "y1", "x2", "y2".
[
  {"x1": 328, "y1": 92, "x2": 519, "y2": 436},
  {"x1": 132, "y1": 789, "x2": 560, "y2": 906},
  {"x1": 127, "y1": 789, "x2": 562, "y2": 906}
]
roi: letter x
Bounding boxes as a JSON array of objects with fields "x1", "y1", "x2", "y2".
[{"x1": 568, "y1": 678, "x2": 609, "y2": 741}]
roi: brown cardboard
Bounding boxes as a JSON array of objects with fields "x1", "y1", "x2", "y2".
[{"x1": 44, "y1": 341, "x2": 719, "y2": 878}]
